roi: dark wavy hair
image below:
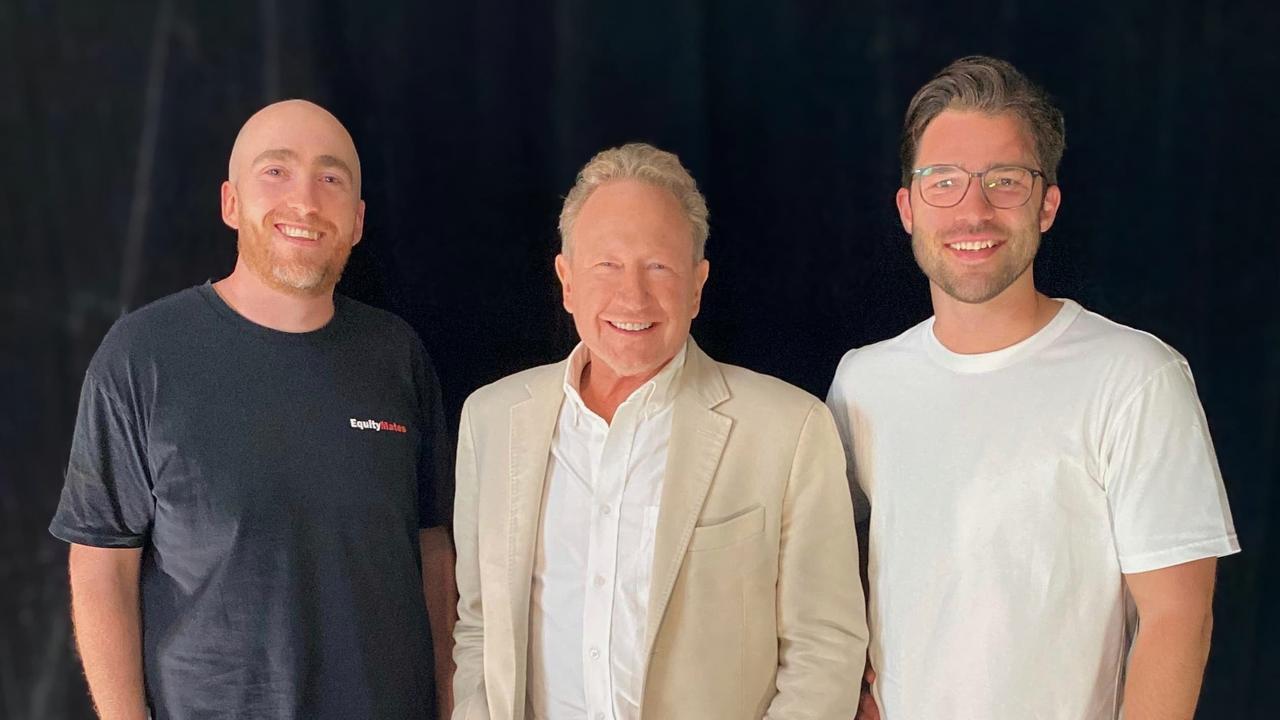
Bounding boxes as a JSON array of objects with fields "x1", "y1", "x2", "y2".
[{"x1": 900, "y1": 56, "x2": 1066, "y2": 187}]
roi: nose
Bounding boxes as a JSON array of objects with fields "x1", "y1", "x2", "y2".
[
  {"x1": 614, "y1": 266, "x2": 651, "y2": 310},
  {"x1": 952, "y1": 176, "x2": 996, "y2": 224},
  {"x1": 286, "y1": 178, "x2": 321, "y2": 216}
]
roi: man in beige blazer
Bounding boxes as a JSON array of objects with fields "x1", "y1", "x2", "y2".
[{"x1": 452, "y1": 143, "x2": 867, "y2": 720}]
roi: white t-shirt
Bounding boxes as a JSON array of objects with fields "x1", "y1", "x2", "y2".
[{"x1": 826, "y1": 299, "x2": 1239, "y2": 720}]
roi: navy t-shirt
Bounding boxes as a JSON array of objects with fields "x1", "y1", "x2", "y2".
[{"x1": 50, "y1": 283, "x2": 452, "y2": 720}]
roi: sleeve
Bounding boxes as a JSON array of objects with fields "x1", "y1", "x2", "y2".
[
  {"x1": 415, "y1": 343, "x2": 455, "y2": 529},
  {"x1": 451, "y1": 399, "x2": 491, "y2": 720},
  {"x1": 48, "y1": 372, "x2": 154, "y2": 547},
  {"x1": 1102, "y1": 360, "x2": 1240, "y2": 574},
  {"x1": 766, "y1": 402, "x2": 868, "y2": 718},
  {"x1": 825, "y1": 351, "x2": 871, "y2": 523}
]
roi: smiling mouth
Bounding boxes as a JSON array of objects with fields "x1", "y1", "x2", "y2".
[
  {"x1": 946, "y1": 239, "x2": 1000, "y2": 251},
  {"x1": 276, "y1": 224, "x2": 321, "y2": 241},
  {"x1": 608, "y1": 320, "x2": 655, "y2": 332}
]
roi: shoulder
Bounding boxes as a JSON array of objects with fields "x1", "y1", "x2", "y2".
[
  {"x1": 1062, "y1": 303, "x2": 1189, "y2": 378},
  {"x1": 462, "y1": 361, "x2": 565, "y2": 416},
  {"x1": 337, "y1": 294, "x2": 422, "y2": 347},
  {"x1": 705, "y1": 359, "x2": 844, "y2": 457},
  {"x1": 829, "y1": 319, "x2": 930, "y2": 396},
  {"x1": 102, "y1": 285, "x2": 208, "y2": 341},
  {"x1": 89, "y1": 286, "x2": 208, "y2": 375},
  {"x1": 717, "y1": 361, "x2": 824, "y2": 417},
  {"x1": 335, "y1": 295, "x2": 444, "y2": 379}
]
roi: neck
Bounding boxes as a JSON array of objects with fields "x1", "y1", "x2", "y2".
[
  {"x1": 930, "y1": 274, "x2": 1061, "y2": 354},
  {"x1": 578, "y1": 359, "x2": 664, "y2": 425},
  {"x1": 212, "y1": 259, "x2": 336, "y2": 333}
]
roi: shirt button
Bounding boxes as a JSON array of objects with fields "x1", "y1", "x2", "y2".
[
  {"x1": 601, "y1": 504, "x2": 612, "y2": 515},
  {"x1": 596, "y1": 713, "x2": 605, "y2": 720},
  {"x1": 589, "y1": 647, "x2": 600, "y2": 660},
  {"x1": 594, "y1": 575, "x2": 605, "y2": 587}
]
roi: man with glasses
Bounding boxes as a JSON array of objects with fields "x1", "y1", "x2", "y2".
[{"x1": 827, "y1": 56, "x2": 1238, "y2": 719}]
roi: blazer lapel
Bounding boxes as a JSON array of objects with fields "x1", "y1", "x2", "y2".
[
  {"x1": 506, "y1": 364, "x2": 565, "y2": 718},
  {"x1": 643, "y1": 341, "x2": 733, "y2": 658}
]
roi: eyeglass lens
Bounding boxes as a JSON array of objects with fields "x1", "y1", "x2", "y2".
[{"x1": 917, "y1": 166, "x2": 1034, "y2": 209}]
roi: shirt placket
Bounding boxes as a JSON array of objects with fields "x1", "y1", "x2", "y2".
[{"x1": 581, "y1": 400, "x2": 642, "y2": 720}]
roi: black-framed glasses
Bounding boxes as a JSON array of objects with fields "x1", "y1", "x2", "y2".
[{"x1": 911, "y1": 164, "x2": 1045, "y2": 209}]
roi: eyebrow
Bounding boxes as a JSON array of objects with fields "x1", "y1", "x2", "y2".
[
  {"x1": 919, "y1": 162, "x2": 1030, "y2": 172},
  {"x1": 314, "y1": 154, "x2": 355, "y2": 179},
  {"x1": 251, "y1": 148, "x2": 300, "y2": 166},
  {"x1": 251, "y1": 149, "x2": 355, "y2": 180}
]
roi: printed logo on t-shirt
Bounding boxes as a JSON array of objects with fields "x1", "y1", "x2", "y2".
[{"x1": 349, "y1": 418, "x2": 408, "y2": 433}]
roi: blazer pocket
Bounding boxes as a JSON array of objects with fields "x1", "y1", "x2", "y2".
[{"x1": 689, "y1": 505, "x2": 765, "y2": 552}]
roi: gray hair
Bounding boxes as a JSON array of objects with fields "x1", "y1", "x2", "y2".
[
  {"x1": 559, "y1": 142, "x2": 710, "y2": 261},
  {"x1": 901, "y1": 55, "x2": 1066, "y2": 187}
]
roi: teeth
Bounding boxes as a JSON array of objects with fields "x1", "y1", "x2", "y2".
[
  {"x1": 948, "y1": 240, "x2": 997, "y2": 251},
  {"x1": 280, "y1": 225, "x2": 319, "y2": 240},
  {"x1": 609, "y1": 321, "x2": 654, "y2": 332}
]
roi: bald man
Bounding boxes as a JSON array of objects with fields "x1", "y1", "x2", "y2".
[{"x1": 50, "y1": 100, "x2": 454, "y2": 720}]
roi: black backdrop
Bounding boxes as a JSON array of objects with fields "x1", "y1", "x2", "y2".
[{"x1": 3, "y1": 1, "x2": 1277, "y2": 718}]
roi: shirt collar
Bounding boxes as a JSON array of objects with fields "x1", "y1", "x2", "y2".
[{"x1": 562, "y1": 340, "x2": 689, "y2": 423}]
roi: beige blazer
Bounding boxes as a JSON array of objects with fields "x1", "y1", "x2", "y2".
[{"x1": 451, "y1": 340, "x2": 867, "y2": 720}]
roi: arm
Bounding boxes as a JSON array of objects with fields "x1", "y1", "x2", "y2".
[
  {"x1": 450, "y1": 403, "x2": 489, "y2": 720},
  {"x1": 827, "y1": 368, "x2": 879, "y2": 720},
  {"x1": 854, "y1": 519, "x2": 880, "y2": 720},
  {"x1": 1121, "y1": 557, "x2": 1217, "y2": 720},
  {"x1": 420, "y1": 526, "x2": 458, "y2": 719},
  {"x1": 68, "y1": 544, "x2": 147, "y2": 720},
  {"x1": 766, "y1": 404, "x2": 869, "y2": 718}
]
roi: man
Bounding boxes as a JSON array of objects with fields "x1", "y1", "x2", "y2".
[
  {"x1": 827, "y1": 56, "x2": 1240, "y2": 720},
  {"x1": 451, "y1": 143, "x2": 866, "y2": 720},
  {"x1": 50, "y1": 100, "x2": 455, "y2": 719}
]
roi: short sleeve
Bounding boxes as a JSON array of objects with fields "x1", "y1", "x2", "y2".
[
  {"x1": 49, "y1": 372, "x2": 155, "y2": 547},
  {"x1": 414, "y1": 344, "x2": 454, "y2": 529},
  {"x1": 826, "y1": 353, "x2": 871, "y2": 524},
  {"x1": 1103, "y1": 360, "x2": 1240, "y2": 574}
]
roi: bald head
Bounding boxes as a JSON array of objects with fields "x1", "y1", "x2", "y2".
[
  {"x1": 227, "y1": 99, "x2": 362, "y2": 195},
  {"x1": 220, "y1": 100, "x2": 367, "y2": 298}
]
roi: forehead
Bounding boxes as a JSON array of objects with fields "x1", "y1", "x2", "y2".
[
  {"x1": 231, "y1": 102, "x2": 359, "y2": 176},
  {"x1": 572, "y1": 180, "x2": 694, "y2": 256},
  {"x1": 916, "y1": 109, "x2": 1037, "y2": 167}
]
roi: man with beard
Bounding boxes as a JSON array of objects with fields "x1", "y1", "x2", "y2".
[
  {"x1": 827, "y1": 57, "x2": 1239, "y2": 720},
  {"x1": 50, "y1": 100, "x2": 454, "y2": 719}
]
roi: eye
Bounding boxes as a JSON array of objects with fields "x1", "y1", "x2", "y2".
[
  {"x1": 263, "y1": 167, "x2": 285, "y2": 178},
  {"x1": 985, "y1": 167, "x2": 1030, "y2": 190},
  {"x1": 320, "y1": 174, "x2": 343, "y2": 185},
  {"x1": 647, "y1": 262, "x2": 668, "y2": 271}
]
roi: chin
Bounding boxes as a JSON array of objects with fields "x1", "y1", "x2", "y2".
[
  {"x1": 587, "y1": 350, "x2": 651, "y2": 378},
  {"x1": 620, "y1": 353, "x2": 677, "y2": 378},
  {"x1": 267, "y1": 264, "x2": 336, "y2": 295}
]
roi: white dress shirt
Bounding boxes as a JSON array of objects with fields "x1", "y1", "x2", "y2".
[{"x1": 526, "y1": 343, "x2": 687, "y2": 720}]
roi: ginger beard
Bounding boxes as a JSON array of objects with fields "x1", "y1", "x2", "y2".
[
  {"x1": 236, "y1": 208, "x2": 350, "y2": 296},
  {"x1": 911, "y1": 217, "x2": 1040, "y2": 305}
]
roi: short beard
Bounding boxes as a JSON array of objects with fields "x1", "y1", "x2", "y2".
[
  {"x1": 238, "y1": 217, "x2": 350, "y2": 297},
  {"x1": 269, "y1": 256, "x2": 336, "y2": 294},
  {"x1": 912, "y1": 221, "x2": 1039, "y2": 304}
]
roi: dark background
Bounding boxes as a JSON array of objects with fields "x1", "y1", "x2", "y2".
[{"x1": 3, "y1": 1, "x2": 1277, "y2": 717}]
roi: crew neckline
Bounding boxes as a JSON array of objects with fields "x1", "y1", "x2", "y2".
[
  {"x1": 195, "y1": 281, "x2": 346, "y2": 341},
  {"x1": 922, "y1": 298, "x2": 1082, "y2": 374}
]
